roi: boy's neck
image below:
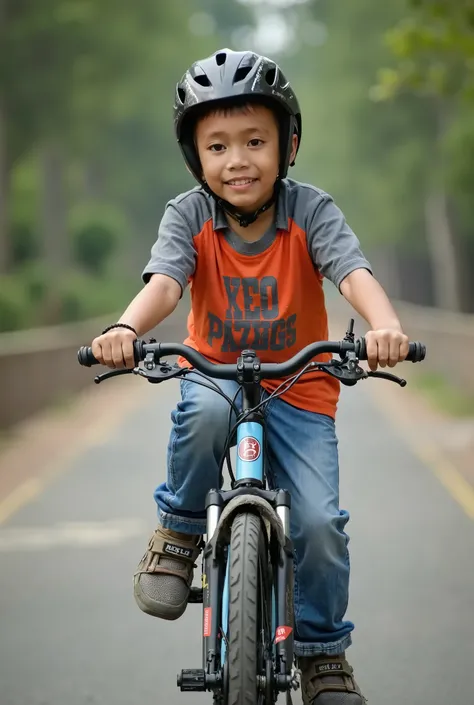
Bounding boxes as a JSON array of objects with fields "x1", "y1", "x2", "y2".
[{"x1": 225, "y1": 205, "x2": 275, "y2": 243}]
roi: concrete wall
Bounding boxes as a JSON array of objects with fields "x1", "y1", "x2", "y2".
[
  {"x1": 1, "y1": 296, "x2": 472, "y2": 430},
  {"x1": 327, "y1": 296, "x2": 474, "y2": 393},
  {"x1": 0, "y1": 303, "x2": 189, "y2": 430}
]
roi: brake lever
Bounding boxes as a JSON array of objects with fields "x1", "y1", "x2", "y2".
[
  {"x1": 94, "y1": 369, "x2": 133, "y2": 384},
  {"x1": 94, "y1": 360, "x2": 187, "y2": 386},
  {"x1": 367, "y1": 370, "x2": 407, "y2": 387},
  {"x1": 317, "y1": 355, "x2": 367, "y2": 387},
  {"x1": 133, "y1": 360, "x2": 187, "y2": 384}
]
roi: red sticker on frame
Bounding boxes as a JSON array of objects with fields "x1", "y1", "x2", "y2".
[
  {"x1": 237, "y1": 436, "x2": 261, "y2": 462},
  {"x1": 203, "y1": 607, "x2": 212, "y2": 637},
  {"x1": 275, "y1": 626, "x2": 293, "y2": 644}
]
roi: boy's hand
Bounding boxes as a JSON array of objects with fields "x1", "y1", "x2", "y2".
[
  {"x1": 91, "y1": 328, "x2": 137, "y2": 369},
  {"x1": 365, "y1": 328, "x2": 409, "y2": 371}
]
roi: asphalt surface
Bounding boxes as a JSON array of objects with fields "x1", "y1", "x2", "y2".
[{"x1": 1, "y1": 374, "x2": 473, "y2": 705}]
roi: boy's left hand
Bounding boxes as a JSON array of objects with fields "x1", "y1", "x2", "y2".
[{"x1": 365, "y1": 328, "x2": 409, "y2": 371}]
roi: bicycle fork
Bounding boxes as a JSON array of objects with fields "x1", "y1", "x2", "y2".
[{"x1": 177, "y1": 485, "x2": 296, "y2": 698}]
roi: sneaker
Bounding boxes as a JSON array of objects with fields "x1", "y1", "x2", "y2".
[
  {"x1": 133, "y1": 525, "x2": 202, "y2": 620},
  {"x1": 299, "y1": 652, "x2": 367, "y2": 704}
]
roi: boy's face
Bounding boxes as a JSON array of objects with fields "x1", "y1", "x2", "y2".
[{"x1": 195, "y1": 104, "x2": 282, "y2": 213}]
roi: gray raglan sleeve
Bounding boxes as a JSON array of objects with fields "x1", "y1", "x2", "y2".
[
  {"x1": 308, "y1": 195, "x2": 372, "y2": 290},
  {"x1": 142, "y1": 201, "x2": 197, "y2": 292}
]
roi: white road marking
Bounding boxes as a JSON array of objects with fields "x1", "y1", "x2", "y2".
[{"x1": 0, "y1": 518, "x2": 147, "y2": 552}]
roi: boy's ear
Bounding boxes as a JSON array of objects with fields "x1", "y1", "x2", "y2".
[{"x1": 289, "y1": 133, "x2": 298, "y2": 166}]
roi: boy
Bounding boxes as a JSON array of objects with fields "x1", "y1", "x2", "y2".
[{"x1": 91, "y1": 49, "x2": 409, "y2": 704}]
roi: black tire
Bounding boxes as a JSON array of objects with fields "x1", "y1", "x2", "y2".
[{"x1": 226, "y1": 512, "x2": 272, "y2": 705}]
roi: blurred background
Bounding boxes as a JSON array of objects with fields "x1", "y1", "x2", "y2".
[
  {"x1": 1, "y1": 2, "x2": 474, "y2": 704},
  {"x1": 1, "y1": 0, "x2": 474, "y2": 423},
  {"x1": 1, "y1": 0, "x2": 474, "y2": 327}
]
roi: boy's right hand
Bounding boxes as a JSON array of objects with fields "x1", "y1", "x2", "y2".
[{"x1": 91, "y1": 328, "x2": 137, "y2": 369}]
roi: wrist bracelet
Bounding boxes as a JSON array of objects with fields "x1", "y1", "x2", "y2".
[{"x1": 101, "y1": 323, "x2": 138, "y2": 336}]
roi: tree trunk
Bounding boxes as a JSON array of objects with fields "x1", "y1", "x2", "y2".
[
  {"x1": 84, "y1": 160, "x2": 105, "y2": 200},
  {"x1": 0, "y1": 97, "x2": 9, "y2": 274},
  {"x1": 423, "y1": 102, "x2": 462, "y2": 312},
  {"x1": 368, "y1": 244, "x2": 403, "y2": 300},
  {"x1": 424, "y1": 184, "x2": 461, "y2": 312},
  {"x1": 0, "y1": 0, "x2": 9, "y2": 275},
  {"x1": 39, "y1": 142, "x2": 69, "y2": 267}
]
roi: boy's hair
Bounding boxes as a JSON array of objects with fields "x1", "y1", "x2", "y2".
[{"x1": 189, "y1": 96, "x2": 282, "y2": 138}]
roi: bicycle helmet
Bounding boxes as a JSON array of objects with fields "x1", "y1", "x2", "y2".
[{"x1": 173, "y1": 48, "x2": 302, "y2": 227}]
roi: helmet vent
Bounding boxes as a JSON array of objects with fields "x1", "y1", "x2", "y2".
[
  {"x1": 234, "y1": 66, "x2": 252, "y2": 83},
  {"x1": 215, "y1": 52, "x2": 227, "y2": 66},
  {"x1": 194, "y1": 74, "x2": 211, "y2": 87},
  {"x1": 265, "y1": 68, "x2": 276, "y2": 86},
  {"x1": 177, "y1": 86, "x2": 186, "y2": 104}
]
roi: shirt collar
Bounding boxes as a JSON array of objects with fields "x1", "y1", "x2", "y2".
[{"x1": 210, "y1": 179, "x2": 290, "y2": 232}]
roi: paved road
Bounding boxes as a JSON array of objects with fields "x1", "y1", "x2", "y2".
[{"x1": 0, "y1": 375, "x2": 473, "y2": 705}]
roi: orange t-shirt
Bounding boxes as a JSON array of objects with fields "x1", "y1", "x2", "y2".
[{"x1": 143, "y1": 179, "x2": 371, "y2": 418}]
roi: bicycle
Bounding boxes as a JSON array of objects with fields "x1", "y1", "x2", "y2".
[{"x1": 78, "y1": 319, "x2": 425, "y2": 705}]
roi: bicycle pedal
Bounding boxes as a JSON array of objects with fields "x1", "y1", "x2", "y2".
[
  {"x1": 177, "y1": 669, "x2": 206, "y2": 692},
  {"x1": 188, "y1": 587, "x2": 203, "y2": 603}
]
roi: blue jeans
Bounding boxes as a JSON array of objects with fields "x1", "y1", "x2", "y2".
[{"x1": 154, "y1": 375, "x2": 354, "y2": 657}]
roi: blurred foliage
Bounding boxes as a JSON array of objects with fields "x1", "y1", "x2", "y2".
[
  {"x1": 0, "y1": 0, "x2": 473, "y2": 335},
  {"x1": 54, "y1": 270, "x2": 138, "y2": 323},
  {"x1": 375, "y1": 1, "x2": 474, "y2": 101},
  {"x1": 0, "y1": 0, "x2": 248, "y2": 330},
  {"x1": 284, "y1": 0, "x2": 474, "y2": 312},
  {"x1": 287, "y1": 0, "x2": 436, "y2": 249},
  {"x1": 413, "y1": 370, "x2": 474, "y2": 417},
  {"x1": 70, "y1": 202, "x2": 127, "y2": 276},
  {"x1": 0, "y1": 265, "x2": 138, "y2": 331}
]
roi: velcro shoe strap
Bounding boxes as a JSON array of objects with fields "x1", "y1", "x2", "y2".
[
  {"x1": 302, "y1": 657, "x2": 364, "y2": 701},
  {"x1": 150, "y1": 528, "x2": 201, "y2": 565}
]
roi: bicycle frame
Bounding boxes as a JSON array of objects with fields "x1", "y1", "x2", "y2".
[{"x1": 198, "y1": 351, "x2": 295, "y2": 698}]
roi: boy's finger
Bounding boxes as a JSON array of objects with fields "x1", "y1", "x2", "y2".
[
  {"x1": 112, "y1": 341, "x2": 126, "y2": 368},
  {"x1": 399, "y1": 337, "x2": 409, "y2": 361},
  {"x1": 91, "y1": 340, "x2": 104, "y2": 364},
  {"x1": 123, "y1": 341, "x2": 136, "y2": 369},
  {"x1": 388, "y1": 340, "x2": 400, "y2": 368},
  {"x1": 365, "y1": 334, "x2": 378, "y2": 371},
  {"x1": 100, "y1": 341, "x2": 115, "y2": 368},
  {"x1": 376, "y1": 338, "x2": 389, "y2": 368}
]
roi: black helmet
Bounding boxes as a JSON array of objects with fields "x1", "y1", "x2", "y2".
[{"x1": 173, "y1": 48, "x2": 302, "y2": 227}]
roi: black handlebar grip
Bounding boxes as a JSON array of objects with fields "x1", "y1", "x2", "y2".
[
  {"x1": 77, "y1": 340, "x2": 144, "y2": 367},
  {"x1": 406, "y1": 341, "x2": 426, "y2": 362},
  {"x1": 77, "y1": 346, "x2": 100, "y2": 367},
  {"x1": 356, "y1": 338, "x2": 426, "y2": 362}
]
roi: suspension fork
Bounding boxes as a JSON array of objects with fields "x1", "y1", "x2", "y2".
[
  {"x1": 201, "y1": 490, "x2": 225, "y2": 684},
  {"x1": 273, "y1": 489, "x2": 295, "y2": 685}
]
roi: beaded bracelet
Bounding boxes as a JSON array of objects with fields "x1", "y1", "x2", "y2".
[{"x1": 101, "y1": 323, "x2": 138, "y2": 336}]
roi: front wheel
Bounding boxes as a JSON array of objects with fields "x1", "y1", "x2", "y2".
[{"x1": 226, "y1": 512, "x2": 273, "y2": 705}]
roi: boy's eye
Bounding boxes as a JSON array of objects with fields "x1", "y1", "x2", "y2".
[
  {"x1": 209, "y1": 143, "x2": 226, "y2": 152},
  {"x1": 248, "y1": 138, "x2": 263, "y2": 147}
]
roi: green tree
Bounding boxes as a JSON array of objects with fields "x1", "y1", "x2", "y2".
[
  {"x1": 0, "y1": 1, "x2": 227, "y2": 274},
  {"x1": 281, "y1": 0, "x2": 437, "y2": 301},
  {"x1": 375, "y1": 0, "x2": 474, "y2": 311}
]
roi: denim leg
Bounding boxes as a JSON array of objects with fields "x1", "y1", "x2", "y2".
[
  {"x1": 264, "y1": 397, "x2": 354, "y2": 657},
  {"x1": 154, "y1": 374, "x2": 240, "y2": 534}
]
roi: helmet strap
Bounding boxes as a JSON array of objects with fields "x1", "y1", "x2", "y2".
[{"x1": 203, "y1": 180, "x2": 281, "y2": 229}]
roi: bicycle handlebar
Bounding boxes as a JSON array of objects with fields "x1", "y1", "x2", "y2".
[{"x1": 77, "y1": 338, "x2": 426, "y2": 380}]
